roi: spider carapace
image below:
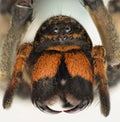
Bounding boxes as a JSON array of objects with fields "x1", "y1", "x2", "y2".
[{"x1": 3, "y1": 15, "x2": 110, "y2": 117}]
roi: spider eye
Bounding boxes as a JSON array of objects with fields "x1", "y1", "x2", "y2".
[
  {"x1": 65, "y1": 25, "x2": 71, "y2": 33},
  {"x1": 53, "y1": 25, "x2": 59, "y2": 34}
]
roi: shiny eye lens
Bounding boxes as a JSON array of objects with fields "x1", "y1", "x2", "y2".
[
  {"x1": 65, "y1": 25, "x2": 71, "y2": 33},
  {"x1": 53, "y1": 26, "x2": 59, "y2": 33}
]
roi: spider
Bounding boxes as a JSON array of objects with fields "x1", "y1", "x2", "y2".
[{"x1": 0, "y1": 0, "x2": 120, "y2": 117}]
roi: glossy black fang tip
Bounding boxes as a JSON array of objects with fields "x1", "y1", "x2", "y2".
[
  {"x1": 64, "y1": 98, "x2": 92, "y2": 113},
  {"x1": 34, "y1": 101, "x2": 61, "y2": 114}
]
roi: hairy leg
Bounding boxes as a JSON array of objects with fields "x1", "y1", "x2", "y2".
[
  {"x1": 92, "y1": 46, "x2": 110, "y2": 117},
  {"x1": 108, "y1": 0, "x2": 120, "y2": 36},
  {"x1": 81, "y1": 0, "x2": 120, "y2": 66},
  {"x1": 0, "y1": 0, "x2": 33, "y2": 85},
  {"x1": 81, "y1": 0, "x2": 120, "y2": 86},
  {"x1": 0, "y1": 14, "x2": 11, "y2": 44},
  {"x1": 3, "y1": 43, "x2": 32, "y2": 108}
]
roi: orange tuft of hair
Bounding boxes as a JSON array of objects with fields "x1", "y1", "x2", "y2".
[
  {"x1": 64, "y1": 52, "x2": 93, "y2": 84},
  {"x1": 32, "y1": 53, "x2": 62, "y2": 82}
]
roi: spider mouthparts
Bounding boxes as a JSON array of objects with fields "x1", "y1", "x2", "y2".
[
  {"x1": 40, "y1": 106, "x2": 62, "y2": 114},
  {"x1": 35, "y1": 101, "x2": 61, "y2": 114},
  {"x1": 64, "y1": 100, "x2": 90, "y2": 113},
  {"x1": 64, "y1": 105, "x2": 80, "y2": 113}
]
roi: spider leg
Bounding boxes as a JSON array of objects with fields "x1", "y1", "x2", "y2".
[
  {"x1": 92, "y1": 46, "x2": 110, "y2": 117},
  {"x1": 0, "y1": 14, "x2": 11, "y2": 46},
  {"x1": 108, "y1": 0, "x2": 120, "y2": 36},
  {"x1": 3, "y1": 43, "x2": 32, "y2": 108},
  {"x1": 81, "y1": 0, "x2": 120, "y2": 66},
  {"x1": 105, "y1": 0, "x2": 120, "y2": 86},
  {"x1": 0, "y1": 0, "x2": 33, "y2": 83},
  {"x1": 0, "y1": 0, "x2": 15, "y2": 51}
]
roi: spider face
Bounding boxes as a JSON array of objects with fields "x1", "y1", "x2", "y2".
[
  {"x1": 33, "y1": 16, "x2": 92, "y2": 52},
  {"x1": 2, "y1": 0, "x2": 114, "y2": 117},
  {"x1": 29, "y1": 15, "x2": 94, "y2": 113},
  {"x1": 3, "y1": 14, "x2": 110, "y2": 116}
]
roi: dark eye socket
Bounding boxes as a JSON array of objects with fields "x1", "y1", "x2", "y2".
[
  {"x1": 65, "y1": 25, "x2": 71, "y2": 33},
  {"x1": 53, "y1": 25, "x2": 59, "y2": 34}
]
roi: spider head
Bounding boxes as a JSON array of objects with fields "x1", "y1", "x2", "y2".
[
  {"x1": 33, "y1": 15, "x2": 92, "y2": 52},
  {"x1": 30, "y1": 15, "x2": 94, "y2": 114}
]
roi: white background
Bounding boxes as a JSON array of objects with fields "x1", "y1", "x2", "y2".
[{"x1": 0, "y1": 0, "x2": 120, "y2": 122}]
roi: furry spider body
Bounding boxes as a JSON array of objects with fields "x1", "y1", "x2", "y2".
[
  {"x1": 2, "y1": 15, "x2": 110, "y2": 116},
  {"x1": 1, "y1": 0, "x2": 120, "y2": 117}
]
